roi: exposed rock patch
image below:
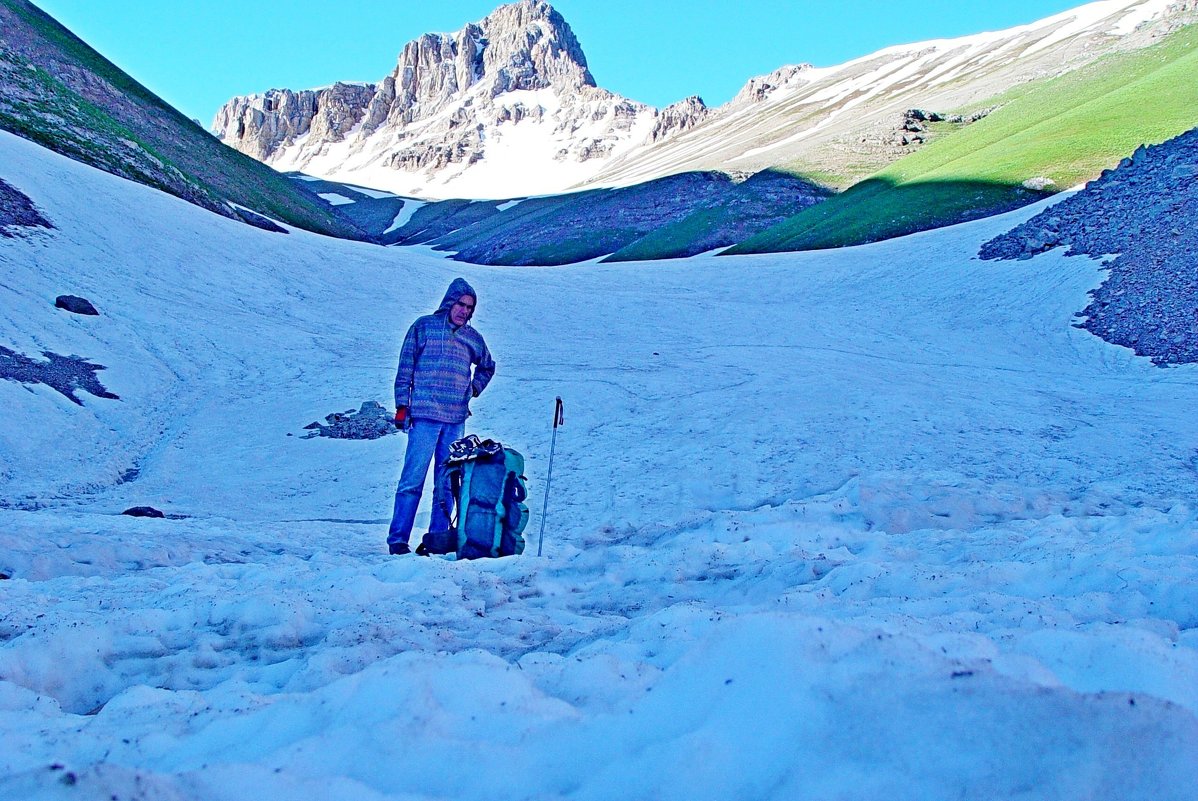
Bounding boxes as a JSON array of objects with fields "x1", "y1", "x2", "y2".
[
  {"x1": 303, "y1": 401, "x2": 395, "y2": 440},
  {"x1": 122, "y1": 506, "x2": 164, "y2": 518},
  {"x1": 54, "y1": 295, "x2": 99, "y2": 315},
  {"x1": 647, "y1": 96, "x2": 709, "y2": 144},
  {"x1": 878, "y1": 107, "x2": 995, "y2": 149},
  {"x1": 0, "y1": 176, "x2": 52, "y2": 236},
  {"x1": 980, "y1": 127, "x2": 1198, "y2": 365},
  {"x1": 0, "y1": 345, "x2": 120, "y2": 404}
]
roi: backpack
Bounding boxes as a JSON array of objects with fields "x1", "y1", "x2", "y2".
[{"x1": 418, "y1": 435, "x2": 529, "y2": 559}]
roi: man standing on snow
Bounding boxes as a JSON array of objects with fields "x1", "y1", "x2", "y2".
[{"x1": 387, "y1": 277, "x2": 495, "y2": 555}]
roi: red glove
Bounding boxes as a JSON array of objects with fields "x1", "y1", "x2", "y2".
[{"x1": 394, "y1": 406, "x2": 408, "y2": 429}]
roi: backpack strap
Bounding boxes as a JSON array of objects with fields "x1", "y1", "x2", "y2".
[
  {"x1": 490, "y1": 469, "x2": 509, "y2": 558},
  {"x1": 437, "y1": 464, "x2": 461, "y2": 526},
  {"x1": 456, "y1": 461, "x2": 475, "y2": 556}
]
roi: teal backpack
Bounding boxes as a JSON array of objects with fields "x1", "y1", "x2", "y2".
[{"x1": 419, "y1": 436, "x2": 529, "y2": 559}]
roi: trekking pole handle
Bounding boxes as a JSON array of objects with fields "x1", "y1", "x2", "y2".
[{"x1": 553, "y1": 396, "x2": 564, "y2": 429}]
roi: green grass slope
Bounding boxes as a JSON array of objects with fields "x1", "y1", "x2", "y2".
[
  {"x1": 0, "y1": 0, "x2": 365, "y2": 239},
  {"x1": 728, "y1": 22, "x2": 1198, "y2": 254}
]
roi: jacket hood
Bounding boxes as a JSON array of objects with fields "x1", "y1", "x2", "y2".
[{"x1": 436, "y1": 277, "x2": 477, "y2": 315}]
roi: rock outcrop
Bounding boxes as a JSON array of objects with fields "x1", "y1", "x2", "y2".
[
  {"x1": 55, "y1": 295, "x2": 99, "y2": 315},
  {"x1": 122, "y1": 506, "x2": 165, "y2": 518},
  {"x1": 647, "y1": 96, "x2": 709, "y2": 144},
  {"x1": 729, "y1": 65, "x2": 813, "y2": 106},
  {"x1": 213, "y1": 83, "x2": 375, "y2": 162},
  {"x1": 303, "y1": 401, "x2": 395, "y2": 440},
  {"x1": 213, "y1": 1, "x2": 667, "y2": 197},
  {"x1": 980, "y1": 127, "x2": 1198, "y2": 365},
  {"x1": 0, "y1": 177, "x2": 53, "y2": 236}
]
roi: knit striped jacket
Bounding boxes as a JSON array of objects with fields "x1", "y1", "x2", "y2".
[{"x1": 394, "y1": 278, "x2": 495, "y2": 424}]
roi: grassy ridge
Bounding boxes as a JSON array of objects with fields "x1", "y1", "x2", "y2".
[
  {"x1": 729, "y1": 23, "x2": 1198, "y2": 254},
  {"x1": 0, "y1": 0, "x2": 364, "y2": 239}
]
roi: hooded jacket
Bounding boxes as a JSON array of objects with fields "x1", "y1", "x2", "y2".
[{"x1": 394, "y1": 278, "x2": 495, "y2": 424}]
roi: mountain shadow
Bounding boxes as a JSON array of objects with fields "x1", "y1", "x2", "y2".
[
  {"x1": 727, "y1": 176, "x2": 1053, "y2": 254},
  {"x1": 368, "y1": 169, "x2": 829, "y2": 266},
  {"x1": 603, "y1": 169, "x2": 831, "y2": 262}
]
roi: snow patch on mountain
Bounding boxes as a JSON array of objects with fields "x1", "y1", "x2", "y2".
[{"x1": 588, "y1": 0, "x2": 1196, "y2": 190}]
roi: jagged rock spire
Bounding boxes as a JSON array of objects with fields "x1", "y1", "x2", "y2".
[{"x1": 215, "y1": 1, "x2": 601, "y2": 158}]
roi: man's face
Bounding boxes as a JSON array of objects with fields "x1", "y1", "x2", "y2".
[{"x1": 449, "y1": 294, "x2": 475, "y2": 327}]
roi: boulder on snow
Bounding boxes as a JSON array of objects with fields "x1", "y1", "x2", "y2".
[
  {"x1": 303, "y1": 400, "x2": 395, "y2": 440},
  {"x1": 55, "y1": 295, "x2": 99, "y2": 315},
  {"x1": 122, "y1": 506, "x2": 165, "y2": 518}
]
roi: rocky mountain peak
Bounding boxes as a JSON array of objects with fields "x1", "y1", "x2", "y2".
[
  {"x1": 730, "y1": 64, "x2": 814, "y2": 106},
  {"x1": 212, "y1": 0, "x2": 652, "y2": 196},
  {"x1": 648, "y1": 96, "x2": 709, "y2": 143},
  {"x1": 382, "y1": 0, "x2": 592, "y2": 120},
  {"x1": 478, "y1": 0, "x2": 594, "y2": 92}
]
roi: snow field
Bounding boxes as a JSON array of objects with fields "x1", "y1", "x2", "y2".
[
  {"x1": 3, "y1": 496, "x2": 1196, "y2": 799},
  {"x1": 1, "y1": 130, "x2": 1197, "y2": 798}
]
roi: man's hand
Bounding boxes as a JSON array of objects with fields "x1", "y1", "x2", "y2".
[{"x1": 394, "y1": 406, "x2": 409, "y2": 430}]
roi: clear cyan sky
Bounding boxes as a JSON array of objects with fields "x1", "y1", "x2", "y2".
[{"x1": 36, "y1": 0, "x2": 1089, "y2": 126}]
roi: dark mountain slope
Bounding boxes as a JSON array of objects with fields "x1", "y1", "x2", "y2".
[{"x1": 0, "y1": 0, "x2": 366, "y2": 239}]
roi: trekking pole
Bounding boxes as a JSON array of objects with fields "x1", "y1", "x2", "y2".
[{"x1": 537, "y1": 397, "x2": 564, "y2": 556}]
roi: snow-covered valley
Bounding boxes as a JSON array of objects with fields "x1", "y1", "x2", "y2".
[{"x1": 1, "y1": 128, "x2": 1197, "y2": 799}]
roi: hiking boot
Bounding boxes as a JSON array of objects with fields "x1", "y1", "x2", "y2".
[{"x1": 389, "y1": 542, "x2": 411, "y2": 555}]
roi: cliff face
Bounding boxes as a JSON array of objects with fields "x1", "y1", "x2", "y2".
[
  {"x1": 212, "y1": 1, "x2": 600, "y2": 164},
  {"x1": 213, "y1": 83, "x2": 376, "y2": 162},
  {"x1": 212, "y1": 1, "x2": 681, "y2": 197}
]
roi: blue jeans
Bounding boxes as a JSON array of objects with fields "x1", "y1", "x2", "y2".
[{"x1": 387, "y1": 419, "x2": 464, "y2": 546}]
